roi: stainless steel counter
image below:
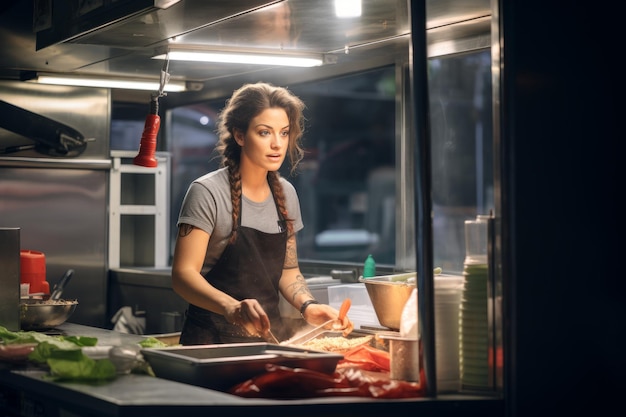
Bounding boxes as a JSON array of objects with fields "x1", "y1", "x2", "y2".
[{"x1": 0, "y1": 323, "x2": 503, "y2": 416}]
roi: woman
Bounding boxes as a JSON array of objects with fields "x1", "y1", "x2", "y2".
[{"x1": 172, "y1": 82, "x2": 353, "y2": 345}]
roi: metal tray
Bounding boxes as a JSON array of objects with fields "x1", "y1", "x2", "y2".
[
  {"x1": 141, "y1": 342, "x2": 344, "y2": 391},
  {"x1": 285, "y1": 329, "x2": 374, "y2": 349}
]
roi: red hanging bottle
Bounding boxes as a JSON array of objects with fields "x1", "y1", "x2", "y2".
[{"x1": 133, "y1": 96, "x2": 160, "y2": 167}]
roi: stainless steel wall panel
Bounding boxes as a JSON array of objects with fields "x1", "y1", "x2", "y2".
[
  {"x1": 0, "y1": 228, "x2": 20, "y2": 331},
  {"x1": 0, "y1": 168, "x2": 108, "y2": 328},
  {"x1": 0, "y1": 81, "x2": 110, "y2": 159},
  {"x1": 0, "y1": 81, "x2": 110, "y2": 328}
]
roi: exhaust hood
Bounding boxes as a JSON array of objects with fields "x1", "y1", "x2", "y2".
[
  {"x1": 34, "y1": 0, "x2": 279, "y2": 50},
  {"x1": 0, "y1": 99, "x2": 89, "y2": 157},
  {"x1": 35, "y1": 0, "x2": 182, "y2": 49}
]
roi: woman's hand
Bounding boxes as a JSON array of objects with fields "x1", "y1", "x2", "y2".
[
  {"x1": 302, "y1": 303, "x2": 354, "y2": 337},
  {"x1": 225, "y1": 299, "x2": 272, "y2": 337}
]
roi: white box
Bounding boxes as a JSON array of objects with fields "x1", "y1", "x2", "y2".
[{"x1": 328, "y1": 283, "x2": 380, "y2": 329}]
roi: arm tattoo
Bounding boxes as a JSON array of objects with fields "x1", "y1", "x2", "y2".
[
  {"x1": 286, "y1": 274, "x2": 313, "y2": 303},
  {"x1": 178, "y1": 223, "x2": 195, "y2": 237},
  {"x1": 283, "y1": 235, "x2": 299, "y2": 269}
]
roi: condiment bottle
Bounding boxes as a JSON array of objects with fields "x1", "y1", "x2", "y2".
[{"x1": 363, "y1": 254, "x2": 376, "y2": 278}]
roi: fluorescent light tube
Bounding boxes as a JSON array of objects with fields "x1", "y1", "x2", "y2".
[
  {"x1": 335, "y1": 0, "x2": 362, "y2": 18},
  {"x1": 154, "y1": 51, "x2": 323, "y2": 68},
  {"x1": 33, "y1": 75, "x2": 186, "y2": 92}
]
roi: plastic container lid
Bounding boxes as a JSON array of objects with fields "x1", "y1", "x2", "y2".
[{"x1": 20, "y1": 250, "x2": 46, "y2": 273}]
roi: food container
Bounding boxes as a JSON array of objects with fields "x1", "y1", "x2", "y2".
[
  {"x1": 141, "y1": 342, "x2": 344, "y2": 391},
  {"x1": 379, "y1": 334, "x2": 419, "y2": 382},
  {"x1": 20, "y1": 299, "x2": 78, "y2": 330},
  {"x1": 286, "y1": 330, "x2": 374, "y2": 352},
  {"x1": 145, "y1": 332, "x2": 181, "y2": 346},
  {"x1": 20, "y1": 250, "x2": 49, "y2": 294},
  {"x1": 359, "y1": 273, "x2": 416, "y2": 330}
]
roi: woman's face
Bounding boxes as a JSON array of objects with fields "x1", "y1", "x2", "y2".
[{"x1": 236, "y1": 107, "x2": 290, "y2": 172}]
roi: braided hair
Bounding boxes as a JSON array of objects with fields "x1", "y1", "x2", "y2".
[{"x1": 215, "y1": 82, "x2": 306, "y2": 242}]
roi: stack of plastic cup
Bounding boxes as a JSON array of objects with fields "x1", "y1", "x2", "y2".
[{"x1": 459, "y1": 215, "x2": 490, "y2": 390}]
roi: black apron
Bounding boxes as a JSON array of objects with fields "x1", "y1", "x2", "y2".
[{"x1": 180, "y1": 190, "x2": 288, "y2": 345}]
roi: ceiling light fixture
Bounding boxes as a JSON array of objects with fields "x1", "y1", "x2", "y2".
[
  {"x1": 28, "y1": 73, "x2": 187, "y2": 92},
  {"x1": 335, "y1": 0, "x2": 362, "y2": 18},
  {"x1": 153, "y1": 50, "x2": 324, "y2": 68}
]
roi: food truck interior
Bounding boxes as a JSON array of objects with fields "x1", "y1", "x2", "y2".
[{"x1": 0, "y1": 0, "x2": 620, "y2": 416}]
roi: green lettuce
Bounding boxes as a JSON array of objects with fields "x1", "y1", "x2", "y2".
[
  {"x1": 1, "y1": 326, "x2": 116, "y2": 382},
  {"x1": 138, "y1": 337, "x2": 169, "y2": 348},
  {"x1": 45, "y1": 356, "x2": 117, "y2": 382}
]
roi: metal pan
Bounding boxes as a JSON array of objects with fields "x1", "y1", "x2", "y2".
[{"x1": 142, "y1": 343, "x2": 343, "y2": 391}]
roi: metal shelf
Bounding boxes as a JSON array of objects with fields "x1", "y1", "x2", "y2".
[{"x1": 109, "y1": 151, "x2": 170, "y2": 268}]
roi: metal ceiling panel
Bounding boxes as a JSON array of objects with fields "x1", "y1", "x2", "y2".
[
  {"x1": 172, "y1": 0, "x2": 410, "y2": 52},
  {"x1": 0, "y1": 0, "x2": 491, "y2": 89}
]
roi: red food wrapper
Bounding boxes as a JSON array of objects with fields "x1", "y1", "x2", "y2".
[
  {"x1": 337, "y1": 344, "x2": 391, "y2": 372},
  {"x1": 229, "y1": 345, "x2": 426, "y2": 399}
]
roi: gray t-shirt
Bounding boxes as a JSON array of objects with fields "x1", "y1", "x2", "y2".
[{"x1": 177, "y1": 167, "x2": 304, "y2": 268}]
